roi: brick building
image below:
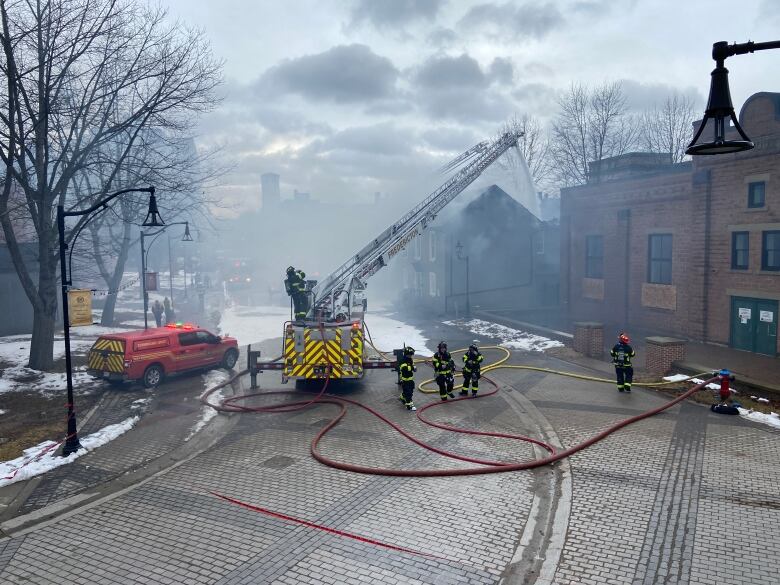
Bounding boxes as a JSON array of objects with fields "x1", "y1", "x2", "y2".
[{"x1": 561, "y1": 91, "x2": 780, "y2": 356}]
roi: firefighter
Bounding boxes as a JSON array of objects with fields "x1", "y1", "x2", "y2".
[
  {"x1": 610, "y1": 333, "x2": 636, "y2": 392},
  {"x1": 398, "y1": 346, "x2": 417, "y2": 411},
  {"x1": 284, "y1": 266, "x2": 309, "y2": 322},
  {"x1": 433, "y1": 341, "x2": 456, "y2": 401},
  {"x1": 460, "y1": 343, "x2": 483, "y2": 397}
]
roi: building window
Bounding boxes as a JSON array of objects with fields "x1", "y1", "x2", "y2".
[
  {"x1": 585, "y1": 235, "x2": 603, "y2": 279},
  {"x1": 748, "y1": 181, "x2": 766, "y2": 208},
  {"x1": 534, "y1": 231, "x2": 545, "y2": 255},
  {"x1": 413, "y1": 236, "x2": 421, "y2": 260},
  {"x1": 414, "y1": 271, "x2": 423, "y2": 294},
  {"x1": 429, "y1": 231, "x2": 437, "y2": 262},
  {"x1": 648, "y1": 234, "x2": 673, "y2": 284},
  {"x1": 731, "y1": 232, "x2": 749, "y2": 270},
  {"x1": 762, "y1": 230, "x2": 780, "y2": 271},
  {"x1": 428, "y1": 272, "x2": 437, "y2": 297}
]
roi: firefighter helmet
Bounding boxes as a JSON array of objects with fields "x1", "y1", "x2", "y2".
[
  {"x1": 469, "y1": 343, "x2": 478, "y2": 352},
  {"x1": 404, "y1": 346, "x2": 416, "y2": 356},
  {"x1": 286, "y1": 266, "x2": 295, "y2": 274},
  {"x1": 619, "y1": 333, "x2": 630, "y2": 344},
  {"x1": 438, "y1": 341, "x2": 448, "y2": 351}
]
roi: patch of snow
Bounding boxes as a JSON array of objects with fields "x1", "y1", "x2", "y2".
[
  {"x1": 689, "y1": 377, "x2": 721, "y2": 391},
  {"x1": 737, "y1": 408, "x2": 780, "y2": 430},
  {"x1": 364, "y1": 313, "x2": 433, "y2": 357},
  {"x1": 443, "y1": 318, "x2": 563, "y2": 352},
  {"x1": 663, "y1": 374, "x2": 691, "y2": 382},
  {"x1": 756, "y1": 397, "x2": 770, "y2": 404},
  {"x1": 0, "y1": 409, "x2": 6, "y2": 415},
  {"x1": 130, "y1": 398, "x2": 152, "y2": 410},
  {"x1": 0, "y1": 416, "x2": 139, "y2": 487},
  {"x1": 218, "y1": 305, "x2": 290, "y2": 346},
  {"x1": 186, "y1": 370, "x2": 230, "y2": 441}
]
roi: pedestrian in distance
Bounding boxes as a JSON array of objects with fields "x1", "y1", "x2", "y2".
[
  {"x1": 461, "y1": 343, "x2": 483, "y2": 397},
  {"x1": 611, "y1": 333, "x2": 636, "y2": 392},
  {"x1": 151, "y1": 299, "x2": 164, "y2": 327},
  {"x1": 433, "y1": 341, "x2": 456, "y2": 401},
  {"x1": 398, "y1": 346, "x2": 417, "y2": 411},
  {"x1": 163, "y1": 297, "x2": 175, "y2": 325}
]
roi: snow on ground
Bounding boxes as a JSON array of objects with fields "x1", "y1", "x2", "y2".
[
  {"x1": 0, "y1": 337, "x2": 98, "y2": 394},
  {"x1": 443, "y1": 318, "x2": 564, "y2": 352},
  {"x1": 0, "y1": 409, "x2": 6, "y2": 415},
  {"x1": 0, "y1": 416, "x2": 139, "y2": 487},
  {"x1": 217, "y1": 305, "x2": 290, "y2": 346},
  {"x1": 364, "y1": 313, "x2": 433, "y2": 356},
  {"x1": 186, "y1": 370, "x2": 230, "y2": 441},
  {"x1": 662, "y1": 374, "x2": 692, "y2": 382},
  {"x1": 737, "y1": 408, "x2": 780, "y2": 430}
]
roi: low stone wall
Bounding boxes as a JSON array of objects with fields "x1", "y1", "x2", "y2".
[
  {"x1": 573, "y1": 322, "x2": 604, "y2": 358},
  {"x1": 645, "y1": 336, "x2": 687, "y2": 375}
]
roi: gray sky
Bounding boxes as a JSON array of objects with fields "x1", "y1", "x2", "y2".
[{"x1": 162, "y1": 0, "x2": 780, "y2": 212}]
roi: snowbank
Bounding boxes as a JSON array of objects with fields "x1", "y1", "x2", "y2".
[
  {"x1": 187, "y1": 371, "x2": 230, "y2": 441},
  {"x1": 443, "y1": 318, "x2": 563, "y2": 352},
  {"x1": 0, "y1": 416, "x2": 139, "y2": 487}
]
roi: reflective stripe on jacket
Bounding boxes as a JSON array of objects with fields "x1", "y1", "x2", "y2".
[
  {"x1": 462, "y1": 352, "x2": 483, "y2": 372},
  {"x1": 432, "y1": 352, "x2": 452, "y2": 375},
  {"x1": 610, "y1": 343, "x2": 635, "y2": 367},
  {"x1": 399, "y1": 361, "x2": 414, "y2": 382}
]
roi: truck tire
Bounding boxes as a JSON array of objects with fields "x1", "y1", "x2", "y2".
[
  {"x1": 143, "y1": 364, "x2": 164, "y2": 388},
  {"x1": 222, "y1": 348, "x2": 239, "y2": 370}
]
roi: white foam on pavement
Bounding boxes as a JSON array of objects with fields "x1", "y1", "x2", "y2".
[
  {"x1": 443, "y1": 318, "x2": 563, "y2": 352},
  {"x1": 186, "y1": 371, "x2": 230, "y2": 441},
  {"x1": 738, "y1": 408, "x2": 780, "y2": 430},
  {"x1": 217, "y1": 305, "x2": 290, "y2": 346},
  {"x1": 364, "y1": 313, "x2": 433, "y2": 356}
]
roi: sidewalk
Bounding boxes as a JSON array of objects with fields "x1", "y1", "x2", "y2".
[{"x1": 475, "y1": 310, "x2": 780, "y2": 396}]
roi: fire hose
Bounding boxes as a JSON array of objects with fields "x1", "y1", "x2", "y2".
[{"x1": 201, "y1": 331, "x2": 715, "y2": 477}]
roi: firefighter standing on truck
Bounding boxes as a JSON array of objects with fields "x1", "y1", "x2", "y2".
[
  {"x1": 284, "y1": 266, "x2": 309, "y2": 322},
  {"x1": 433, "y1": 341, "x2": 456, "y2": 401},
  {"x1": 461, "y1": 343, "x2": 483, "y2": 397},
  {"x1": 398, "y1": 346, "x2": 417, "y2": 411},
  {"x1": 610, "y1": 333, "x2": 636, "y2": 392}
]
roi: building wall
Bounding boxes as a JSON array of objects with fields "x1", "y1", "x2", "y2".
[{"x1": 561, "y1": 92, "x2": 780, "y2": 355}]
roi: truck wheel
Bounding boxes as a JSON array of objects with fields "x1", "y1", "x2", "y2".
[
  {"x1": 222, "y1": 348, "x2": 239, "y2": 370},
  {"x1": 143, "y1": 364, "x2": 164, "y2": 388}
]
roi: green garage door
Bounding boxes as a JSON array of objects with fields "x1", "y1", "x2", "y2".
[{"x1": 730, "y1": 297, "x2": 778, "y2": 356}]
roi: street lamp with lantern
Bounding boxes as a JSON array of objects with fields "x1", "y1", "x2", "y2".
[
  {"x1": 687, "y1": 40, "x2": 780, "y2": 156},
  {"x1": 140, "y1": 221, "x2": 192, "y2": 330},
  {"x1": 455, "y1": 240, "x2": 470, "y2": 318},
  {"x1": 58, "y1": 186, "x2": 163, "y2": 456}
]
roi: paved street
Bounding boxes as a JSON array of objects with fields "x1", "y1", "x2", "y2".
[{"x1": 1, "y1": 324, "x2": 779, "y2": 584}]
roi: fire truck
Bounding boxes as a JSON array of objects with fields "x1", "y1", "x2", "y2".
[{"x1": 253, "y1": 131, "x2": 525, "y2": 383}]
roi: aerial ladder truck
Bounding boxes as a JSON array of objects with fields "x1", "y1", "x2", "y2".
[{"x1": 252, "y1": 131, "x2": 524, "y2": 383}]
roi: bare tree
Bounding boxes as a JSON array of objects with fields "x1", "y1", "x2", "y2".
[
  {"x1": 0, "y1": 0, "x2": 222, "y2": 369},
  {"x1": 550, "y1": 81, "x2": 639, "y2": 186},
  {"x1": 639, "y1": 94, "x2": 697, "y2": 164}
]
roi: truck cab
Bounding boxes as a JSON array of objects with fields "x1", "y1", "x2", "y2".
[{"x1": 87, "y1": 323, "x2": 239, "y2": 388}]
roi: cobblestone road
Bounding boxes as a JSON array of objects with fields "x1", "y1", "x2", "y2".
[{"x1": 0, "y1": 326, "x2": 778, "y2": 585}]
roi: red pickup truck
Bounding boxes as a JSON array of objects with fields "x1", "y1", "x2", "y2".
[{"x1": 87, "y1": 323, "x2": 239, "y2": 388}]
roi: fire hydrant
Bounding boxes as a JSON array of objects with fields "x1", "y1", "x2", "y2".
[{"x1": 716, "y1": 368, "x2": 735, "y2": 403}]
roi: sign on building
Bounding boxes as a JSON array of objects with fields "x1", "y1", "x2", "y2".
[
  {"x1": 738, "y1": 307, "x2": 751, "y2": 324},
  {"x1": 67, "y1": 289, "x2": 93, "y2": 327},
  {"x1": 760, "y1": 310, "x2": 774, "y2": 323}
]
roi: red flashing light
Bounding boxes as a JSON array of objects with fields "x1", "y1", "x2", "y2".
[
  {"x1": 182, "y1": 323, "x2": 195, "y2": 330},
  {"x1": 352, "y1": 321, "x2": 360, "y2": 329},
  {"x1": 165, "y1": 323, "x2": 177, "y2": 328}
]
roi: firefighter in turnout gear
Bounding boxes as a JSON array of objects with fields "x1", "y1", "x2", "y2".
[
  {"x1": 398, "y1": 346, "x2": 417, "y2": 411},
  {"x1": 461, "y1": 343, "x2": 483, "y2": 397},
  {"x1": 433, "y1": 341, "x2": 456, "y2": 401},
  {"x1": 284, "y1": 266, "x2": 309, "y2": 322},
  {"x1": 610, "y1": 333, "x2": 636, "y2": 392}
]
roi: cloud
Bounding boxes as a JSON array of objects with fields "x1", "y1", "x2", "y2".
[
  {"x1": 260, "y1": 44, "x2": 399, "y2": 103},
  {"x1": 489, "y1": 57, "x2": 514, "y2": 85},
  {"x1": 418, "y1": 88, "x2": 515, "y2": 124},
  {"x1": 426, "y1": 27, "x2": 459, "y2": 48},
  {"x1": 414, "y1": 54, "x2": 488, "y2": 89},
  {"x1": 459, "y1": 2, "x2": 564, "y2": 39},
  {"x1": 318, "y1": 123, "x2": 415, "y2": 157},
  {"x1": 422, "y1": 126, "x2": 480, "y2": 152},
  {"x1": 618, "y1": 79, "x2": 704, "y2": 112},
  {"x1": 350, "y1": 0, "x2": 444, "y2": 28},
  {"x1": 512, "y1": 82, "x2": 561, "y2": 116}
]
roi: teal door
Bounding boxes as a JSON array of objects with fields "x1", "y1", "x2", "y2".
[
  {"x1": 731, "y1": 297, "x2": 755, "y2": 352},
  {"x1": 730, "y1": 297, "x2": 778, "y2": 356},
  {"x1": 755, "y1": 299, "x2": 778, "y2": 356}
]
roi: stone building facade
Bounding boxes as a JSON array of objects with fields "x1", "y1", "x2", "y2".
[{"x1": 561, "y1": 92, "x2": 780, "y2": 356}]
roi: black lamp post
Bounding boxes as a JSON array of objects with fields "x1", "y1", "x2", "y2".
[
  {"x1": 455, "y1": 240, "x2": 470, "y2": 318},
  {"x1": 58, "y1": 186, "x2": 163, "y2": 456},
  {"x1": 140, "y1": 222, "x2": 192, "y2": 330},
  {"x1": 687, "y1": 40, "x2": 780, "y2": 155}
]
